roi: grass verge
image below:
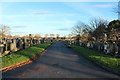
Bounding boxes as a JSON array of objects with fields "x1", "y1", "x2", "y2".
[
  {"x1": 0, "y1": 42, "x2": 52, "y2": 68},
  {"x1": 71, "y1": 45, "x2": 120, "y2": 72}
]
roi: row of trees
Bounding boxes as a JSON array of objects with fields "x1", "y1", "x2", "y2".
[
  {"x1": 1, "y1": 18, "x2": 119, "y2": 41},
  {"x1": 72, "y1": 18, "x2": 120, "y2": 42}
]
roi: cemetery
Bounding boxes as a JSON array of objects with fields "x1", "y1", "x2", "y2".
[
  {"x1": 0, "y1": 38, "x2": 52, "y2": 71},
  {"x1": 62, "y1": 20, "x2": 120, "y2": 73},
  {"x1": 1, "y1": 1, "x2": 120, "y2": 78},
  {"x1": 0, "y1": 37, "x2": 48, "y2": 57},
  {"x1": 65, "y1": 40, "x2": 120, "y2": 57},
  {"x1": 64, "y1": 38, "x2": 120, "y2": 72}
]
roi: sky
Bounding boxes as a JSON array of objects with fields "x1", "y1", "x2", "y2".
[{"x1": 0, "y1": 2, "x2": 118, "y2": 37}]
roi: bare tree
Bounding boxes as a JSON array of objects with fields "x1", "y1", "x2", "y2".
[
  {"x1": 50, "y1": 34, "x2": 55, "y2": 38},
  {"x1": 72, "y1": 21, "x2": 89, "y2": 43},
  {"x1": 72, "y1": 21, "x2": 88, "y2": 35},
  {"x1": 0, "y1": 24, "x2": 10, "y2": 38},
  {"x1": 89, "y1": 18, "x2": 107, "y2": 30},
  {"x1": 44, "y1": 34, "x2": 49, "y2": 38},
  {"x1": 89, "y1": 18, "x2": 108, "y2": 40},
  {"x1": 34, "y1": 34, "x2": 41, "y2": 38},
  {"x1": 71, "y1": 18, "x2": 108, "y2": 42},
  {"x1": 68, "y1": 34, "x2": 72, "y2": 38}
]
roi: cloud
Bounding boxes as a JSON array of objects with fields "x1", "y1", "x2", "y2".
[
  {"x1": 31, "y1": 9, "x2": 54, "y2": 15},
  {"x1": 1, "y1": 14, "x2": 30, "y2": 19},
  {"x1": 12, "y1": 26, "x2": 28, "y2": 28},
  {"x1": 57, "y1": 28, "x2": 71, "y2": 31},
  {"x1": 64, "y1": 3, "x2": 103, "y2": 18},
  {"x1": 93, "y1": 4, "x2": 113, "y2": 8},
  {"x1": 12, "y1": 31, "x2": 24, "y2": 33}
]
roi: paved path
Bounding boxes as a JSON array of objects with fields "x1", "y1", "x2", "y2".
[{"x1": 2, "y1": 41, "x2": 120, "y2": 78}]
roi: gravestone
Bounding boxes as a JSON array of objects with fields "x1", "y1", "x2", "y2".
[
  {"x1": 1, "y1": 40, "x2": 10, "y2": 55},
  {"x1": 23, "y1": 39, "x2": 26, "y2": 49},
  {"x1": 32, "y1": 39, "x2": 35, "y2": 45},
  {"x1": 104, "y1": 42, "x2": 108, "y2": 54},
  {"x1": 87, "y1": 42, "x2": 90, "y2": 48},
  {"x1": 23, "y1": 38, "x2": 28, "y2": 49},
  {"x1": 90, "y1": 42, "x2": 94, "y2": 49},
  {"x1": 0, "y1": 44, "x2": 4, "y2": 56},
  {"x1": 30, "y1": 38, "x2": 33, "y2": 46},
  {"x1": 112, "y1": 42, "x2": 118, "y2": 55},
  {"x1": 10, "y1": 39, "x2": 17, "y2": 52},
  {"x1": 16, "y1": 39, "x2": 23, "y2": 50}
]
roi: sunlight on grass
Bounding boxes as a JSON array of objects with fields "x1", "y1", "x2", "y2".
[
  {"x1": 71, "y1": 45, "x2": 120, "y2": 72},
  {"x1": 0, "y1": 42, "x2": 52, "y2": 68}
]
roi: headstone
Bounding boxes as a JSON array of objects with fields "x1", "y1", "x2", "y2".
[
  {"x1": 0, "y1": 44, "x2": 4, "y2": 55},
  {"x1": 90, "y1": 42, "x2": 94, "y2": 49},
  {"x1": 87, "y1": 42, "x2": 90, "y2": 48},
  {"x1": 10, "y1": 39, "x2": 17, "y2": 52},
  {"x1": 112, "y1": 42, "x2": 118, "y2": 55},
  {"x1": 23, "y1": 38, "x2": 27, "y2": 49},
  {"x1": 30, "y1": 39, "x2": 33, "y2": 46},
  {"x1": 104, "y1": 42, "x2": 108, "y2": 54}
]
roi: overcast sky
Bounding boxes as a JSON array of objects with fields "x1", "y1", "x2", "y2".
[{"x1": 0, "y1": 2, "x2": 118, "y2": 36}]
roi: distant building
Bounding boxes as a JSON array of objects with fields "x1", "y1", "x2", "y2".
[{"x1": 118, "y1": 1, "x2": 120, "y2": 20}]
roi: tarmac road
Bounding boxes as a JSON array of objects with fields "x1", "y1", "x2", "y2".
[{"x1": 2, "y1": 41, "x2": 120, "y2": 79}]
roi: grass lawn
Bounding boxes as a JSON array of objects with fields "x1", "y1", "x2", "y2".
[
  {"x1": 71, "y1": 45, "x2": 120, "y2": 72},
  {"x1": 0, "y1": 42, "x2": 52, "y2": 68}
]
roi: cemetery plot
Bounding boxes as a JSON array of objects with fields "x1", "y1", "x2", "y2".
[
  {"x1": 0, "y1": 42, "x2": 52, "y2": 69},
  {"x1": 0, "y1": 38, "x2": 46, "y2": 57},
  {"x1": 70, "y1": 44, "x2": 120, "y2": 72}
]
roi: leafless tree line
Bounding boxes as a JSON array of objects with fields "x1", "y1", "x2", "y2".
[{"x1": 72, "y1": 17, "x2": 120, "y2": 42}]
